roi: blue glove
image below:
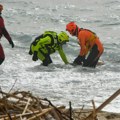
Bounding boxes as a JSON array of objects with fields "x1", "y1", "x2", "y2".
[{"x1": 9, "y1": 40, "x2": 14, "y2": 48}]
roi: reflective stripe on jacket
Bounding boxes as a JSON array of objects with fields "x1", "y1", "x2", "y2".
[
  {"x1": 34, "y1": 31, "x2": 58, "y2": 53},
  {"x1": 32, "y1": 31, "x2": 69, "y2": 64}
]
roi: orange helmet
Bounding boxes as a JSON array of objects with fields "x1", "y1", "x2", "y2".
[
  {"x1": 0, "y1": 4, "x2": 3, "y2": 12},
  {"x1": 66, "y1": 22, "x2": 77, "y2": 35}
]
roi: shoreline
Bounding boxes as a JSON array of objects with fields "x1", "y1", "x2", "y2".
[
  {"x1": 72, "y1": 109, "x2": 120, "y2": 120},
  {"x1": 0, "y1": 90, "x2": 120, "y2": 120}
]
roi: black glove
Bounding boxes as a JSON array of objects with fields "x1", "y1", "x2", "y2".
[
  {"x1": 9, "y1": 40, "x2": 14, "y2": 48},
  {"x1": 29, "y1": 49, "x2": 33, "y2": 55},
  {"x1": 73, "y1": 55, "x2": 85, "y2": 65},
  {"x1": 32, "y1": 51, "x2": 38, "y2": 61},
  {"x1": 29, "y1": 45, "x2": 33, "y2": 55}
]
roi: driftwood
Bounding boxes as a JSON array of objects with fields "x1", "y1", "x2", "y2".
[
  {"x1": 0, "y1": 89, "x2": 119, "y2": 120},
  {"x1": 0, "y1": 90, "x2": 70, "y2": 120},
  {"x1": 84, "y1": 89, "x2": 120, "y2": 120}
]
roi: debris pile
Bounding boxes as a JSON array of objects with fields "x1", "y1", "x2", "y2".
[
  {"x1": 0, "y1": 89, "x2": 119, "y2": 120},
  {"x1": 0, "y1": 90, "x2": 71, "y2": 120}
]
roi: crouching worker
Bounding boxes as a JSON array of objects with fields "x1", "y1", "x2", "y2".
[
  {"x1": 29, "y1": 31, "x2": 69, "y2": 66},
  {"x1": 66, "y1": 22, "x2": 104, "y2": 68}
]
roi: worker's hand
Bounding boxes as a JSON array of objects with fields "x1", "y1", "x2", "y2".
[
  {"x1": 32, "y1": 51, "x2": 38, "y2": 61},
  {"x1": 73, "y1": 55, "x2": 85, "y2": 65},
  {"x1": 9, "y1": 40, "x2": 14, "y2": 48}
]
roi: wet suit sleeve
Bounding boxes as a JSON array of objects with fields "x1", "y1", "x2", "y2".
[
  {"x1": 0, "y1": 17, "x2": 14, "y2": 48},
  {"x1": 58, "y1": 46, "x2": 69, "y2": 64},
  {"x1": 2, "y1": 28, "x2": 12, "y2": 41},
  {"x1": 78, "y1": 31, "x2": 87, "y2": 56},
  {"x1": 0, "y1": 18, "x2": 11, "y2": 41}
]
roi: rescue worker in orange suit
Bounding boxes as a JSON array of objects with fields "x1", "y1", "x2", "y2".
[
  {"x1": 0, "y1": 4, "x2": 14, "y2": 65},
  {"x1": 66, "y1": 22, "x2": 104, "y2": 68}
]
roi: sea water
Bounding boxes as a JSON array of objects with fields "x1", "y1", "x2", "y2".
[{"x1": 0, "y1": 0, "x2": 120, "y2": 113}]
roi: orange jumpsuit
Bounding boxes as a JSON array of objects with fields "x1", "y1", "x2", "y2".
[{"x1": 77, "y1": 28, "x2": 104, "y2": 67}]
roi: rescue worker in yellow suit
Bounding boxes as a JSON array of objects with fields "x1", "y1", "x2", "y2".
[
  {"x1": 29, "y1": 31, "x2": 69, "y2": 66},
  {"x1": 66, "y1": 22, "x2": 104, "y2": 68}
]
